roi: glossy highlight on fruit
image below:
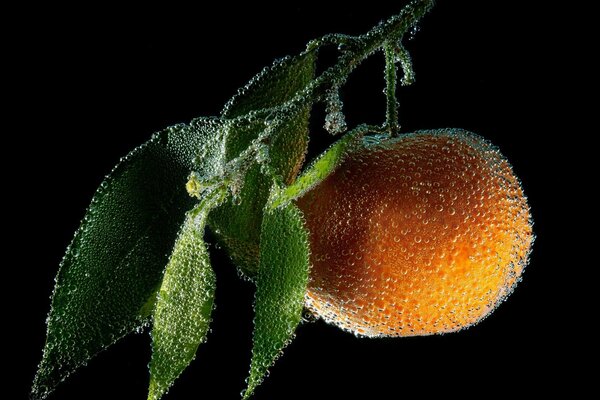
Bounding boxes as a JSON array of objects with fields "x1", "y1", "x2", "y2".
[{"x1": 298, "y1": 129, "x2": 533, "y2": 337}]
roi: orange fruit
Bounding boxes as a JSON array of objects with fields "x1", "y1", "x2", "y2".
[{"x1": 297, "y1": 129, "x2": 533, "y2": 337}]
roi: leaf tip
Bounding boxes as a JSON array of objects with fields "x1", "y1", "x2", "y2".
[
  {"x1": 147, "y1": 377, "x2": 164, "y2": 400},
  {"x1": 30, "y1": 358, "x2": 58, "y2": 400},
  {"x1": 241, "y1": 381, "x2": 257, "y2": 400},
  {"x1": 29, "y1": 384, "x2": 47, "y2": 400}
]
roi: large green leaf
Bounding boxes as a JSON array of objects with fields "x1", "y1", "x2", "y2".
[
  {"x1": 31, "y1": 118, "x2": 224, "y2": 400},
  {"x1": 148, "y1": 188, "x2": 226, "y2": 400},
  {"x1": 243, "y1": 197, "x2": 311, "y2": 399},
  {"x1": 209, "y1": 52, "x2": 315, "y2": 276}
]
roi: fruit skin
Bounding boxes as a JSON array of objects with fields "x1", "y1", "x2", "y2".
[{"x1": 297, "y1": 129, "x2": 533, "y2": 337}]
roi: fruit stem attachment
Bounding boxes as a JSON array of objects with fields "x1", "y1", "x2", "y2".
[{"x1": 384, "y1": 43, "x2": 400, "y2": 137}]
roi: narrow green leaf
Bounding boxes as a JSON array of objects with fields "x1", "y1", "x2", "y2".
[
  {"x1": 148, "y1": 188, "x2": 225, "y2": 400},
  {"x1": 32, "y1": 118, "x2": 224, "y2": 400},
  {"x1": 243, "y1": 197, "x2": 311, "y2": 399},
  {"x1": 271, "y1": 125, "x2": 371, "y2": 208},
  {"x1": 210, "y1": 52, "x2": 316, "y2": 276}
]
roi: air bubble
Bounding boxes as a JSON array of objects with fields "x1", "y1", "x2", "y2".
[{"x1": 324, "y1": 88, "x2": 347, "y2": 135}]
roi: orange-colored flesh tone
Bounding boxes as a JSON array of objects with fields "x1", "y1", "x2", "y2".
[{"x1": 297, "y1": 130, "x2": 533, "y2": 337}]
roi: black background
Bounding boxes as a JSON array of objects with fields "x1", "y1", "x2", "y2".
[{"x1": 11, "y1": 1, "x2": 582, "y2": 399}]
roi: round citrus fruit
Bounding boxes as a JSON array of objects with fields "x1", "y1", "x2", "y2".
[{"x1": 297, "y1": 129, "x2": 533, "y2": 337}]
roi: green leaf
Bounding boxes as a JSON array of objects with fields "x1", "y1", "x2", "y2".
[
  {"x1": 148, "y1": 188, "x2": 226, "y2": 400},
  {"x1": 222, "y1": 52, "x2": 315, "y2": 119},
  {"x1": 209, "y1": 52, "x2": 316, "y2": 276},
  {"x1": 243, "y1": 196, "x2": 311, "y2": 399},
  {"x1": 32, "y1": 118, "x2": 224, "y2": 400},
  {"x1": 271, "y1": 124, "x2": 370, "y2": 208}
]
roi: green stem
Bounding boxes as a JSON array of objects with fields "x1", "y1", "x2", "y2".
[
  {"x1": 384, "y1": 43, "x2": 400, "y2": 137},
  {"x1": 190, "y1": 186, "x2": 227, "y2": 219},
  {"x1": 395, "y1": 43, "x2": 415, "y2": 86},
  {"x1": 230, "y1": 0, "x2": 434, "y2": 124}
]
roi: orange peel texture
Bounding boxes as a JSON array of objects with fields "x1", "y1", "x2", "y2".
[{"x1": 297, "y1": 130, "x2": 533, "y2": 337}]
